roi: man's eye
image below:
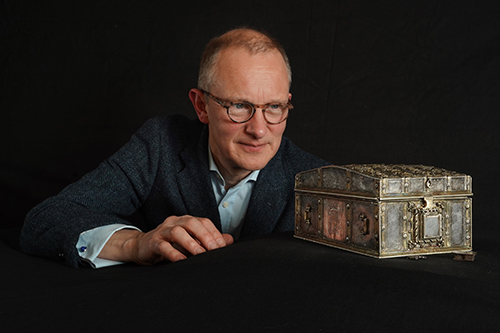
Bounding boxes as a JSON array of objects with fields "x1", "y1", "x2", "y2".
[
  {"x1": 268, "y1": 104, "x2": 281, "y2": 110},
  {"x1": 233, "y1": 103, "x2": 247, "y2": 110}
]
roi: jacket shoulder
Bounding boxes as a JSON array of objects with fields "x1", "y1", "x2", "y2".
[{"x1": 138, "y1": 115, "x2": 205, "y2": 151}]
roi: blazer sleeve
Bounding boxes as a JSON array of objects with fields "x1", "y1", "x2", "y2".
[{"x1": 20, "y1": 117, "x2": 164, "y2": 267}]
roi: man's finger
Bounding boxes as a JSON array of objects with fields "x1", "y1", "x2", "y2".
[
  {"x1": 167, "y1": 224, "x2": 207, "y2": 255},
  {"x1": 156, "y1": 240, "x2": 187, "y2": 262},
  {"x1": 222, "y1": 233, "x2": 234, "y2": 245},
  {"x1": 177, "y1": 217, "x2": 225, "y2": 251}
]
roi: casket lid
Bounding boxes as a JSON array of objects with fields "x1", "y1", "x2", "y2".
[
  {"x1": 341, "y1": 164, "x2": 465, "y2": 178},
  {"x1": 295, "y1": 164, "x2": 472, "y2": 199}
]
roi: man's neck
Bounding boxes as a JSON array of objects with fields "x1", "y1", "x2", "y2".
[
  {"x1": 208, "y1": 148, "x2": 252, "y2": 190},
  {"x1": 215, "y1": 160, "x2": 251, "y2": 191}
]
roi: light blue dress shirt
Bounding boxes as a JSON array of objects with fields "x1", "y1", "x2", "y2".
[
  {"x1": 76, "y1": 145, "x2": 259, "y2": 268},
  {"x1": 208, "y1": 147, "x2": 259, "y2": 239}
]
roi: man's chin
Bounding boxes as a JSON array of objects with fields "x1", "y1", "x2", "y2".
[{"x1": 238, "y1": 156, "x2": 274, "y2": 172}]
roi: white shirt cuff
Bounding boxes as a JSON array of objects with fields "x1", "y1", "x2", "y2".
[{"x1": 76, "y1": 224, "x2": 141, "y2": 269}]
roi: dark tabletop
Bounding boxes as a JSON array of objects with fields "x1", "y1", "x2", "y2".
[{"x1": 1, "y1": 227, "x2": 499, "y2": 332}]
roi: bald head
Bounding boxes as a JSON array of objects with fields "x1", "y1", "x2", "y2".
[{"x1": 198, "y1": 28, "x2": 292, "y2": 91}]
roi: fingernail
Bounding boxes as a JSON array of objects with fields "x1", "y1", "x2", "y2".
[
  {"x1": 208, "y1": 241, "x2": 218, "y2": 250},
  {"x1": 194, "y1": 247, "x2": 205, "y2": 254},
  {"x1": 216, "y1": 238, "x2": 226, "y2": 247}
]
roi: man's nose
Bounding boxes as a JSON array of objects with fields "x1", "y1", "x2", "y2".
[{"x1": 245, "y1": 108, "x2": 268, "y2": 139}]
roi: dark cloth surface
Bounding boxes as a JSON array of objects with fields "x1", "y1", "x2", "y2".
[
  {"x1": 2, "y1": 227, "x2": 499, "y2": 332},
  {"x1": 19, "y1": 115, "x2": 328, "y2": 267}
]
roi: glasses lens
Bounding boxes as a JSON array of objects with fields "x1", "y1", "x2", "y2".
[
  {"x1": 265, "y1": 105, "x2": 289, "y2": 124},
  {"x1": 227, "y1": 101, "x2": 291, "y2": 124},
  {"x1": 228, "y1": 103, "x2": 254, "y2": 122}
]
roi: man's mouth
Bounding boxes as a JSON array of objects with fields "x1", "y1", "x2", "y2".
[{"x1": 239, "y1": 142, "x2": 267, "y2": 152}]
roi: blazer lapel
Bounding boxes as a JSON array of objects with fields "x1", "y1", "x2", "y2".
[
  {"x1": 175, "y1": 127, "x2": 221, "y2": 230},
  {"x1": 240, "y1": 152, "x2": 288, "y2": 237}
]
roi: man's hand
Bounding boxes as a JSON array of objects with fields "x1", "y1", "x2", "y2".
[{"x1": 98, "y1": 215, "x2": 234, "y2": 265}]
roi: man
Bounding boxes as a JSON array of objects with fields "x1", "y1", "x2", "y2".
[{"x1": 20, "y1": 28, "x2": 329, "y2": 268}]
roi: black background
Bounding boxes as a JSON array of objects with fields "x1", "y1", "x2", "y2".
[{"x1": 1, "y1": 0, "x2": 499, "y2": 247}]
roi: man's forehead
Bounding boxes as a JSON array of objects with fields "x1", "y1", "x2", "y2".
[
  {"x1": 215, "y1": 48, "x2": 288, "y2": 82},
  {"x1": 209, "y1": 46, "x2": 289, "y2": 102}
]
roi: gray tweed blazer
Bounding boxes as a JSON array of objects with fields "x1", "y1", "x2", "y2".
[{"x1": 20, "y1": 115, "x2": 328, "y2": 267}]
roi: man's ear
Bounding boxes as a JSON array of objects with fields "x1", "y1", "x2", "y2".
[{"x1": 189, "y1": 89, "x2": 209, "y2": 124}]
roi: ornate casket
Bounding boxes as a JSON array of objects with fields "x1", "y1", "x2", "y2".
[{"x1": 294, "y1": 164, "x2": 473, "y2": 258}]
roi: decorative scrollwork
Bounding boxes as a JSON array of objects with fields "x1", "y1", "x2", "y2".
[
  {"x1": 342, "y1": 164, "x2": 463, "y2": 179},
  {"x1": 407, "y1": 198, "x2": 445, "y2": 249}
]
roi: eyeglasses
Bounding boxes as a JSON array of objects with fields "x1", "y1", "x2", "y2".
[{"x1": 201, "y1": 90, "x2": 292, "y2": 124}]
